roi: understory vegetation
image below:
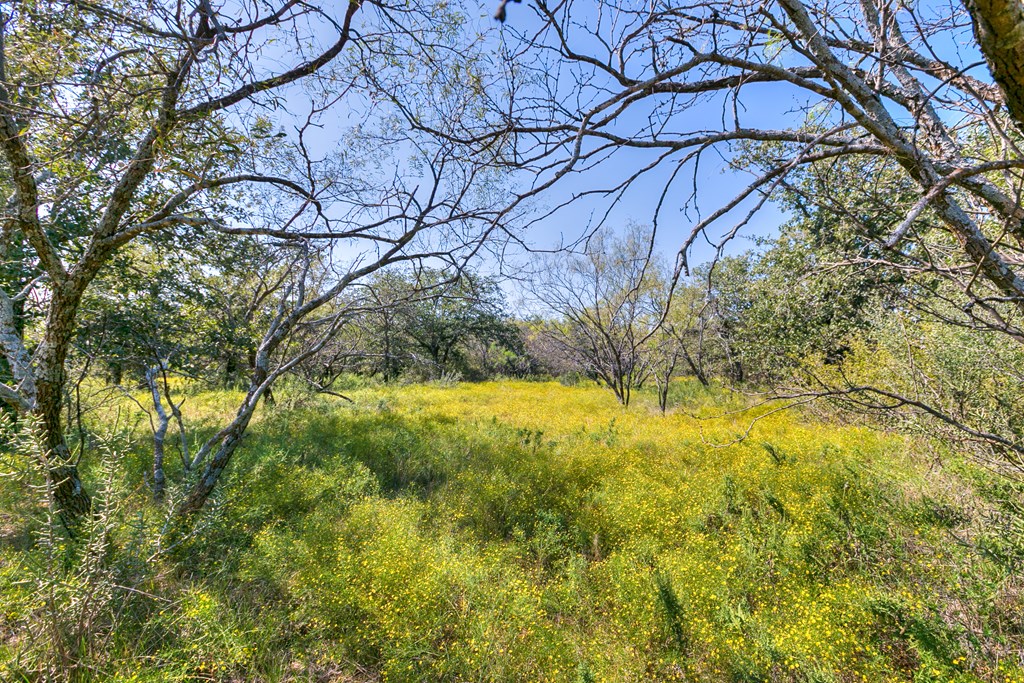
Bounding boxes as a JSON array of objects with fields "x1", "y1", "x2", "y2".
[
  {"x1": 2, "y1": 381, "x2": 1022, "y2": 682},
  {"x1": 7, "y1": 1, "x2": 1024, "y2": 681}
]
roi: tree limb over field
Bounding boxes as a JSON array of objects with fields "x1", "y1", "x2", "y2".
[
  {"x1": 481, "y1": 0, "x2": 1024, "y2": 325},
  {"x1": 482, "y1": 0, "x2": 1024, "y2": 462}
]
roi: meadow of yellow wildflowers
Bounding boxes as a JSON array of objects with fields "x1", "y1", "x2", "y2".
[{"x1": 2, "y1": 380, "x2": 1021, "y2": 682}]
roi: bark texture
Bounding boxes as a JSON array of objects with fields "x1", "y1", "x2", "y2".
[
  {"x1": 966, "y1": 0, "x2": 1024, "y2": 132},
  {"x1": 146, "y1": 366, "x2": 169, "y2": 502}
]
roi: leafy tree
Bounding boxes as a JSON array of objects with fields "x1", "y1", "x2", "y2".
[
  {"x1": 661, "y1": 280, "x2": 713, "y2": 388},
  {"x1": 397, "y1": 270, "x2": 521, "y2": 380},
  {"x1": 301, "y1": 269, "x2": 522, "y2": 383}
]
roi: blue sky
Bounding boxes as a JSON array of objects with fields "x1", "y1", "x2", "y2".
[
  {"x1": 247, "y1": 0, "x2": 791, "y2": 273},
  {"x1": 230, "y1": 0, "x2": 988, "y2": 288},
  {"x1": 464, "y1": 0, "x2": 988, "y2": 276},
  {"x1": 475, "y1": 0, "x2": 796, "y2": 267}
]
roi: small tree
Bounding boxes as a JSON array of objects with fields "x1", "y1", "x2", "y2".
[
  {"x1": 662, "y1": 280, "x2": 714, "y2": 388},
  {"x1": 647, "y1": 278, "x2": 715, "y2": 412},
  {"x1": 532, "y1": 225, "x2": 665, "y2": 406}
]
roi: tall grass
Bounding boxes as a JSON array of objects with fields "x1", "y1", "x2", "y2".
[{"x1": 1, "y1": 381, "x2": 1021, "y2": 682}]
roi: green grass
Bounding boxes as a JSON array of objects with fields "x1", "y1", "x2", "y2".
[{"x1": 2, "y1": 380, "x2": 1022, "y2": 682}]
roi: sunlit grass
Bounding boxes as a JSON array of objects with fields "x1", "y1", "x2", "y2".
[{"x1": 2, "y1": 380, "x2": 1021, "y2": 682}]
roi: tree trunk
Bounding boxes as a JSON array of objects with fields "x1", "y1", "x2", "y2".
[
  {"x1": 966, "y1": 0, "x2": 1024, "y2": 133},
  {"x1": 34, "y1": 286, "x2": 92, "y2": 526},
  {"x1": 146, "y1": 366, "x2": 169, "y2": 503},
  {"x1": 176, "y1": 363, "x2": 270, "y2": 517},
  {"x1": 0, "y1": 288, "x2": 36, "y2": 412},
  {"x1": 679, "y1": 346, "x2": 710, "y2": 387},
  {"x1": 45, "y1": 465, "x2": 90, "y2": 532},
  {"x1": 176, "y1": 414, "x2": 252, "y2": 518},
  {"x1": 656, "y1": 377, "x2": 669, "y2": 414},
  {"x1": 383, "y1": 324, "x2": 393, "y2": 382}
]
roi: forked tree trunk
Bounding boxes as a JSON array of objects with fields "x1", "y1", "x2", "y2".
[
  {"x1": 679, "y1": 346, "x2": 709, "y2": 387},
  {"x1": 1, "y1": 277, "x2": 90, "y2": 530},
  {"x1": 175, "y1": 363, "x2": 271, "y2": 518},
  {"x1": 175, "y1": 415, "x2": 252, "y2": 518},
  {"x1": 655, "y1": 352, "x2": 678, "y2": 414}
]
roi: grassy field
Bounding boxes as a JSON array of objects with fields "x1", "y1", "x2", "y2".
[{"x1": 2, "y1": 380, "x2": 1022, "y2": 682}]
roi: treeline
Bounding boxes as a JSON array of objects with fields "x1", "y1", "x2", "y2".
[
  {"x1": 65, "y1": 213, "x2": 1024, "y2": 482},
  {"x1": 3, "y1": 0, "x2": 1024, "y2": 542},
  {"x1": 522, "y1": 217, "x2": 1024, "y2": 481},
  {"x1": 73, "y1": 247, "x2": 528, "y2": 391}
]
